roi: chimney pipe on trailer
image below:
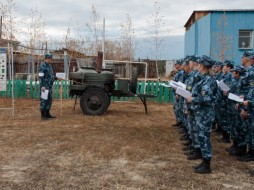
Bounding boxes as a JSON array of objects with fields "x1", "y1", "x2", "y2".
[{"x1": 96, "y1": 51, "x2": 103, "y2": 73}]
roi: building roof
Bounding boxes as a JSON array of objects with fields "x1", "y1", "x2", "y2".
[{"x1": 184, "y1": 9, "x2": 254, "y2": 31}]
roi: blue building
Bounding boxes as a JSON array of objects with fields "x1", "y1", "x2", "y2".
[{"x1": 184, "y1": 10, "x2": 254, "y2": 64}]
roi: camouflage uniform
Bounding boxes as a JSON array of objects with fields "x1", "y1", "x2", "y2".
[
  {"x1": 219, "y1": 71, "x2": 233, "y2": 133},
  {"x1": 192, "y1": 73, "x2": 218, "y2": 160},
  {"x1": 173, "y1": 69, "x2": 184, "y2": 124},
  {"x1": 213, "y1": 67, "x2": 224, "y2": 128},
  {"x1": 38, "y1": 58, "x2": 55, "y2": 113},
  {"x1": 245, "y1": 88, "x2": 254, "y2": 150},
  {"x1": 175, "y1": 69, "x2": 187, "y2": 127},
  {"x1": 227, "y1": 77, "x2": 240, "y2": 141},
  {"x1": 185, "y1": 69, "x2": 202, "y2": 149},
  {"x1": 236, "y1": 66, "x2": 254, "y2": 147}
]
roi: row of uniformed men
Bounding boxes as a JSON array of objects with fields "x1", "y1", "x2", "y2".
[{"x1": 172, "y1": 52, "x2": 254, "y2": 175}]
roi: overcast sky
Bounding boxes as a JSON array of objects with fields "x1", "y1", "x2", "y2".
[
  {"x1": 13, "y1": 0, "x2": 254, "y2": 41},
  {"x1": 6, "y1": 0, "x2": 254, "y2": 59}
]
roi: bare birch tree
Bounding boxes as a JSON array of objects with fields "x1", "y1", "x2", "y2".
[
  {"x1": 104, "y1": 40, "x2": 122, "y2": 60},
  {"x1": 0, "y1": 0, "x2": 17, "y2": 41},
  {"x1": 120, "y1": 14, "x2": 136, "y2": 61},
  {"x1": 64, "y1": 20, "x2": 85, "y2": 53},
  {"x1": 146, "y1": 1, "x2": 165, "y2": 79},
  {"x1": 24, "y1": 7, "x2": 47, "y2": 55},
  {"x1": 85, "y1": 4, "x2": 102, "y2": 55}
]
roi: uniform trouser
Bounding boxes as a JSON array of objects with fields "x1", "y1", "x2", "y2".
[
  {"x1": 228, "y1": 113, "x2": 237, "y2": 140},
  {"x1": 235, "y1": 112, "x2": 246, "y2": 146},
  {"x1": 187, "y1": 110, "x2": 199, "y2": 148},
  {"x1": 40, "y1": 88, "x2": 53, "y2": 112},
  {"x1": 249, "y1": 118, "x2": 254, "y2": 149},
  {"x1": 173, "y1": 98, "x2": 181, "y2": 123},
  {"x1": 242, "y1": 117, "x2": 253, "y2": 148},
  {"x1": 195, "y1": 107, "x2": 215, "y2": 160},
  {"x1": 214, "y1": 103, "x2": 221, "y2": 126},
  {"x1": 179, "y1": 98, "x2": 186, "y2": 128},
  {"x1": 220, "y1": 103, "x2": 230, "y2": 132}
]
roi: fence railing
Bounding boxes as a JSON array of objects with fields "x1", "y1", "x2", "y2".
[{"x1": 0, "y1": 80, "x2": 174, "y2": 103}]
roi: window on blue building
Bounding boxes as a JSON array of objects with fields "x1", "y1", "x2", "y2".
[{"x1": 239, "y1": 30, "x2": 253, "y2": 49}]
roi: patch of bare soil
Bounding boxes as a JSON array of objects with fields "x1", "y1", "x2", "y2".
[{"x1": 0, "y1": 98, "x2": 254, "y2": 190}]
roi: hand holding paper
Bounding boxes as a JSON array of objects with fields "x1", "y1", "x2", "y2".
[
  {"x1": 218, "y1": 80, "x2": 230, "y2": 92},
  {"x1": 161, "y1": 80, "x2": 186, "y2": 89},
  {"x1": 56, "y1": 73, "x2": 66, "y2": 80},
  {"x1": 176, "y1": 87, "x2": 192, "y2": 99},
  {"x1": 228, "y1": 93, "x2": 243, "y2": 103},
  {"x1": 41, "y1": 89, "x2": 49, "y2": 100}
]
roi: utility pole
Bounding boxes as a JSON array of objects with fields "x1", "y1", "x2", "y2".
[
  {"x1": 102, "y1": 18, "x2": 105, "y2": 68},
  {"x1": 0, "y1": 16, "x2": 2, "y2": 43}
]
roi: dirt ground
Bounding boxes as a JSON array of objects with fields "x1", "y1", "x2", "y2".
[{"x1": 0, "y1": 98, "x2": 254, "y2": 190}]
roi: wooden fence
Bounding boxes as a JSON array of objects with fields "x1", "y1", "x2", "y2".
[{"x1": 0, "y1": 80, "x2": 174, "y2": 103}]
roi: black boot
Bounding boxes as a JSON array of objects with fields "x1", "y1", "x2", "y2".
[
  {"x1": 225, "y1": 141, "x2": 237, "y2": 152},
  {"x1": 229, "y1": 145, "x2": 247, "y2": 156},
  {"x1": 220, "y1": 130, "x2": 231, "y2": 143},
  {"x1": 183, "y1": 145, "x2": 194, "y2": 152},
  {"x1": 211, "y1": 121, "x2": 217, "y2": 130},
  {"x1": 194, "y1": 158, "x2": 211, "y2": 174},
  {"x1": 192, "y1": 159, "x2": 205, "y2": 170},
  {"x1": 238, "y1": 148, "x2": 254, "y2": 162},
  {"x1": 45, "y1": 110, "x2": 56, "y2": 119},
  {"x1": 214, "y1": 124, "x2": 221, "y2": 134},
  {"x1": 184, "y1": 147, "x2": 196, "y2": 156},
  {"x1": 187, "y1": 148, "x2": 202, "y2": 160},
  {"x1": 182, "y1": 139, "x2": 192, "y2": 146},
  {"x1": 180, "y1": 134, "x2": 189, "y2": 141},
  {"x1": 172, "y1": 121, "x2": 182, "y2": 127},
  {"x1": 41, "y1": 110, "x2": 47, "y2": 120}
]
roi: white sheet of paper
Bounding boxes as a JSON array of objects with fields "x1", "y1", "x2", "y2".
[
  {"x1": 168, "y1": 80, "x2": 186, "y2": 89},
  {"x1": 176, "y1": 87, "x2": 192, "y2": 99},
  {"x1": 228, "y1": 93, "x2": 244, "y2": 103},
  {"x1": 56, "y1": 72, "x2": 66, "y2": 79},
  {"x1": 218, "y1": 80, "x2": 230, "y2": 92},
  {"x1": 160, "y1": 83, "x2": 171, "y2": 88},
  {"x1": 41, "y1": 89, "x2": 49, "y2": 100},
  {"x1": 177, "y1": 81, "x2": 186, "y2": 89}
]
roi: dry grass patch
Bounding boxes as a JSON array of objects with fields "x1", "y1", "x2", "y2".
[{"x1": 0, "y1": 98, "x2": 254, "y2": 189}]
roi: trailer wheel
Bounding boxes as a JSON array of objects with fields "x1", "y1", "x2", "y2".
[
  {"x1": 80, "y1": 88, "x2": 110, "y2": 115},
  {"x1": 130, "y1": 67, "x2": 138, "y2": 94}
]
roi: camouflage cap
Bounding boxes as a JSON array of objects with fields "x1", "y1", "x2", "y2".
[
  {"x1": 214, "y1": 61, "x2": 224, "y2": 67},
  {"x1": 231, "y1": 65, "x2": 245, "y2": 74},
  {"x1": 175, "y1": 59, "x2": 182, "y2": 65},
  {"x1": 242, "y1": 51, "x2": 254, "y2": 59},
  {"x1": 45, "y1": 54, "x2": 53, "y2": 59},
  {"x1": 182, "y1": 56, "x2": 192, "y2": 66},
  {"x1": 224, "y1": 60, "x2": 235, "y2": 68},
  {"x1": 190, "y1": 55, "x2": 200, "y2": 62},
  {"x1": 199, "y1": 55, "x2": 215, "y2": 68}
]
